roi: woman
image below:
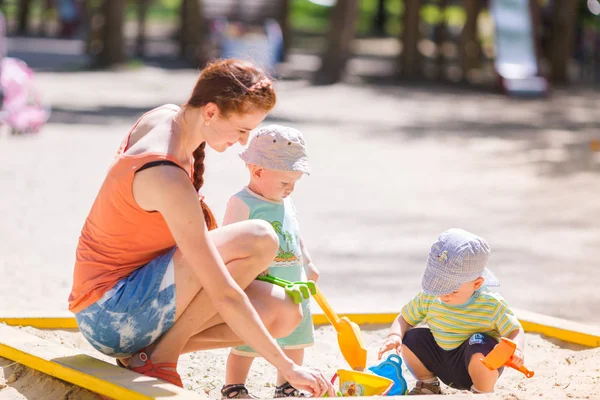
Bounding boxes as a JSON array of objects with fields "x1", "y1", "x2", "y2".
[{"x1": 69, "y1": 59, "x2": 334, "y2": 397}]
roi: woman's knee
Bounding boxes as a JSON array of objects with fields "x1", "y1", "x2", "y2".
[
  {"x1": 268, "y1": 301, "x2": 302, "y2": 339},
  {"x1": 246, "y1": 220, "x2": 279, "y2": 258}
]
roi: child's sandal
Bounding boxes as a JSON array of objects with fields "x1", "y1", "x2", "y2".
[
  {"x1": 274, "y1": 382, "x2": 305, "y2": 398},
  {"x1": 127, "y1": 352, "x2": 183, "y2": 388},
  {"x1": 221, "y1": 384, "x2": 259, "y2": 399},
  {"x1": 408, "y1": 380, "x2": 442, "y2": 395}
]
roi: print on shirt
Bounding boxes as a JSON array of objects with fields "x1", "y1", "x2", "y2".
[{"x1": 270, "y1": 220, "x2": 300, "y2": 264}]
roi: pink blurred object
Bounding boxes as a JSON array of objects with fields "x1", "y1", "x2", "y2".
[{"x1": 0, "y1": 57, "x2": 51, "y2": 134}]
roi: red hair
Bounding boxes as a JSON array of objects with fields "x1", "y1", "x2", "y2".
[{"x1": 186, "y1": 59, "x2": 276, "y2": 230}]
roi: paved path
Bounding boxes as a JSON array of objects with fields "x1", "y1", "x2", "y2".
[{"x1": 2, "y1": 37, "x2": 600, "y2": 324}]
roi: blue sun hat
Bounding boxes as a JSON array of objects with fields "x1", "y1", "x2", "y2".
[
  {"x1": 239, "y1": 124, "x2": 310, "y2": 175},
  {"x1": 422, "y1": 229, "x2": 500, "y2": 296}
]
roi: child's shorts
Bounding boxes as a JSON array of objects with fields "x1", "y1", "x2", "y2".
[
  {"x1": 75, "y1": 248, "x2": 177, "y2": 358},
  {"x1": 232, "y1": 266, "x2": 314, "y2": 357},
  {"x1": 402, "y1": 328, "x2": 503, "y2": 390},
  {"x1": 232, "y1": 298, "x2": 314, "y2": 357}
]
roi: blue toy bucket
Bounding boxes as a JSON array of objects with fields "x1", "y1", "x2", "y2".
[{"x1": 368, "y1": 354, "x2": 408, "y2": 396}]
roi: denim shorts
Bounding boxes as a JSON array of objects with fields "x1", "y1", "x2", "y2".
[{"x1": 75, "y1": 248, "x2": 177, "y2": 358}]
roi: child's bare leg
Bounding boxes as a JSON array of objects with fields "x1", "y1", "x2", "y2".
[
  {"x1": 277, "y1": 349, "x2": 304, "y2": 386},
  {"x1": 401, "y1": 345, "x2": 436, "y2": 381},
  {"x1": 468, "y1": 352, "x2": 499, "y2": 393},
  {"x1": 225, "y1": 352, "x2": 255, "y2": 385}
]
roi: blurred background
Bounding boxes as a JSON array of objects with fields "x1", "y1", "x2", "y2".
[{"x1": 1, "y1": 1, "x2": 599, "y2": 325}]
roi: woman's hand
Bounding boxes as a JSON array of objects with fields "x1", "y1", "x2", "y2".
[
  {"x1": 281, "y1": 364, "x2": 335, "y2": 397},
  {"x1": 377, "y1": 333, "x2": 402, "y2": 360}
]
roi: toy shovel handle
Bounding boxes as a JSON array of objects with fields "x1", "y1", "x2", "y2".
[
  {"x1": 313, "y1": 286, "x2": 342, "y2": 331},
  {"x1": 256, "y1": 274, "x2": 290, "y2": 287},
  {"x1": 511, "y1": 363, "x2": 535, "y2": 378}
]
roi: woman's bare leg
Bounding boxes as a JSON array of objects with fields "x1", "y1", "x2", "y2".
[{"x1": 133, "y1": 220, "x2": 302, "y2": 366}]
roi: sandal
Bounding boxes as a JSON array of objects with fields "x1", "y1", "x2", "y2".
[
  {"x1": 274, "y1": 382, "x2": 304, "y2": 398},
  {"x1": 221, "y1": 384, "x2": 259, "y2": 399},
  {"x1": 408, "y1": 380, "x2": 442, "y2": 395},
  {"x1": 126, "y1": 352, "x2": 183, "y2": 388}
]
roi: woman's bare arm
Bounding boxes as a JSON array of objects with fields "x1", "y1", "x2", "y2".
[{"x1": 133, "y1": 165, "x2": 294, "y2": 373}]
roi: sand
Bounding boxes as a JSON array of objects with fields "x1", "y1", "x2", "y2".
[{"x1": 1, "y1": 326, "x2": 599, "y2": 399}]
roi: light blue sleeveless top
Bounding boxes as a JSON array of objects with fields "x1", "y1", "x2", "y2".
[
  {"x1": 235, "y1": 187, "x2": 305, "y2": 282},
  {"x1": 232, "y1": 188, "x2": 314, "y2": 355}
]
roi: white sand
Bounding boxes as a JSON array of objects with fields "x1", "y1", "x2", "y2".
[{"x1": 1, "y1": 326, "x2": 599, "y2": 399}]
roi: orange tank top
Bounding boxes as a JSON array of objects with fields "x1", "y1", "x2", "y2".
[{"x1": 69, "y1": 106, "x2": 191, "y2": 313}]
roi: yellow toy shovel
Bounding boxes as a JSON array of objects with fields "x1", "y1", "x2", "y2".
[
  {"x1": 313, "y1": 286, "x2": 368, "y2": 371},
  {"x1": 256, "y1": 275, "x2": 367, "y2": 371}
]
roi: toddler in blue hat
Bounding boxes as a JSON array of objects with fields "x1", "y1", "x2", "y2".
[{"x1": 377, "y1": 229, "x2": 525, "y2": 395}]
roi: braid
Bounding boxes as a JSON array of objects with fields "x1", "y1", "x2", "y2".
[
  {"x1": 247, "y1": 78, "x2": 272, "y2": 93},
  {"x1": 192, "y1": 142, "x2": 218, "y2": 230},
  {"x1": 192, "y1": 142, "x2": 206, "y2": 192}
]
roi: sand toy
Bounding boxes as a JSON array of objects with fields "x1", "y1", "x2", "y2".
[
  {"x1": 331, "y1": 369, "x2": 394, "y2": 396},
  {"x1": 256, "y1": 274, "x2": 367, "y2": 371},
  {"x1": 312, "y1": 285, "x2": 367, "y2": 371},
  {"x1": 367, "y1": 354, "x2": 408, "y2": 395},
  {"x1": 481, "y1": 337, "x2": 535, "y2": 378},
  {"x1": 256, "y1": 274, "x2": 315, "y2": 304}
]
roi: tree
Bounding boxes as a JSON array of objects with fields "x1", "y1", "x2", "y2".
[
  {"x1": 179, "y1": 0, "x2": 206, "y2": 65},
  {"x1": 95, "y1": 0, "x2": 127, "y2": 67},
  {"x1": 460, "y1": 0, "x2": 482, "y2": 81},
  {"x1": 550, "y1": 0, "x2": 578, "y2": 83},
  {"x1": 433, "y1": 0, "x2": 449, "y2": 80},
  {"x1": 373, "y1": 0, "x2": 387, "y2": 36},
  {"x1": 399, "y1": 0, "x2": 422, "y2": 78},
  {"x1": 17, "y1": 0, "x2": 33, "y2": 35},
  {"x1": 315, "y1": 0, "x2": 360, "y2": 85},
  {"x1": 136, "y1": 0, "x2": 151, "y2": 58},
  {"x1": 276, "y1": 0, "x2": 291, "y2": 61}
]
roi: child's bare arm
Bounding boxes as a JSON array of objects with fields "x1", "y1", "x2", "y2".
[
  {"x1": 299, "y1": 235, "x2": 319, "y2": 281},
  {"x1": 377, "y1": 314, "x2": 413, "y2": 359},
  {"x1": 506, "y1": 327, "x2": 526, "y2": 367},
  {"x1": 222, "y1": 196, "x2": 250, "y2": 225}
]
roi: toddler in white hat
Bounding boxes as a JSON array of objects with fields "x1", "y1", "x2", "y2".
[
  {"x1": 221, "y1": 124, "x2": 317, "y2": 399},
  {"x1": 378, "y1": 229, "x2": 526, "y2": 395}
]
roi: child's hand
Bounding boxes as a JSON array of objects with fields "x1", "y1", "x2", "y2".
[
  {"x1": 259, "y1": 268, "x2": 270, "y2": 277},
  {"x1": 306, "y1": 263, "x2": 319, "y2": 282},
  {"x1": 377, "y1": 333, "x2": 402, "y2": 360},
  {"x1": 511, "y1": 349, "x2": 525, "y2": 368}
]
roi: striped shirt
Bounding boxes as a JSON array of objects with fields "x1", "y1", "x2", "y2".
[{"x1": 401, "y1": 289, "x2": 521, "y2": 350}]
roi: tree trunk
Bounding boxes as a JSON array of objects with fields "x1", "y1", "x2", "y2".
[
  {"x1": 399, "y1": 0, "x2": 422, "y2": 78},
  {"x1": 373, "y1": 0, "x2": 387, "y2": 36},
  {"x1": 179, "y1": 0, "x2": 206, "y2": 65},
  {"x1": 276, "y1": 0, "x2": 291, "y2": 61},
  {"x1": 528, "y1": 0, "x2": 543, "y2": 73},
  {"x1": 433, "y1": 0, "x2": 448, "y2": 80},
  {"x1": 550, "y1": 0, "x2": 578, "y2": 83},
  {"x1": 17, "y1": 0, "x2": 33, "y2": 35},
  {"x1": 136, "y1": 0, "x2": 150, "y2": 57},
  {"x1": 314, "y1": 0, "x2": 360, "y2": 85},
  {"x1": 84, "y1": 0, "x2": 102, "y2": 56},
  {"x1": 460, "y1": 0, "x2": 481, "y2": 80},
  {"x1": 96, "y1": 0, "x2": 126, "y2": 67}
]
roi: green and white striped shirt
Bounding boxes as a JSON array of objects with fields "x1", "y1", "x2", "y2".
[{"x1": 401, "y1": 289, "x2": 521, "y2": 350}]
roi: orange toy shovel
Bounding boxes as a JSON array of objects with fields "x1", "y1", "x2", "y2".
[
  {"x1": 313, "y1": 285, "x2": 367, "y2": 371},
  {"x1": 481, "y1": 337, "x2": 534, "y2": 378}
]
